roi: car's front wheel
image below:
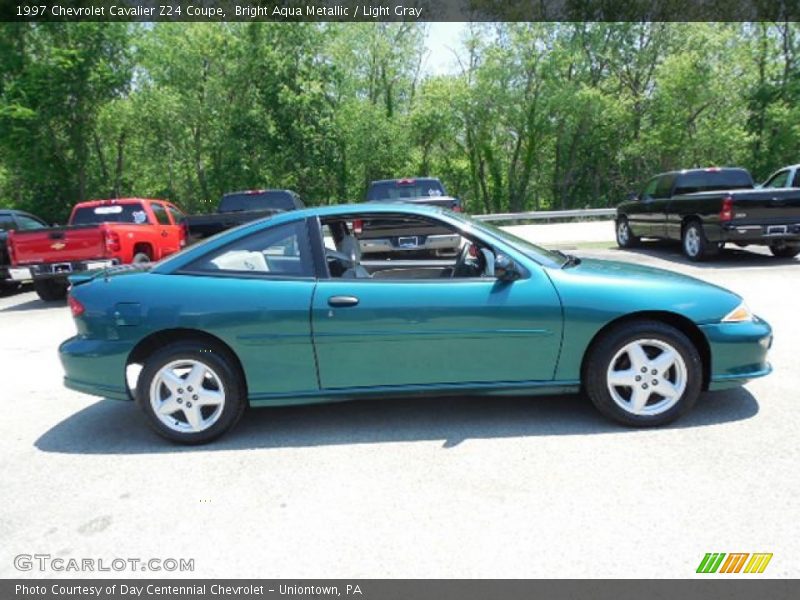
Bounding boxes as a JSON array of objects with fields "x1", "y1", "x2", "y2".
[
  {"x1": 584, "y1": 320, "x2": 703, "y2": 427},
  {"x1": 136, "y1": 341, "x2": 246, "y2": 444},
  {"x1": 615, "y1": 218, "x2": 640, "y2": 248}
]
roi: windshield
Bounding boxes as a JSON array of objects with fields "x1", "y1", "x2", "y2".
[
  {"x1": 71, "y1": 203, "x2": 148, "y2": 225},
  {"x1": 219, "y1": 191, "x2": 297, "y2": 212},
  {"x1": 367, "y1": 179, "x2": 446, "y2": 201},
  {"x1": 446, "y1": 211, "x2": 565, "y2": 267}
]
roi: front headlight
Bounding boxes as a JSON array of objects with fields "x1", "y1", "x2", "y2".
[{"x1": 722, "y1": 301, "x2": 754, "y2": 323}]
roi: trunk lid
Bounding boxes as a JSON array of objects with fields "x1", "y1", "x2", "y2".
[{"x1": 9, "y1": 225, "x2": 107, "y2": 265}]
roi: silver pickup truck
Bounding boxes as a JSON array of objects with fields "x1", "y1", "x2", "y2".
[{"x1": 360, "y1": 177, "x2": 463, "y2": 257}]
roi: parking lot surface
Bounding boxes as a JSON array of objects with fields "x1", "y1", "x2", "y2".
[{"x1": 0, "y1": 222, "x2": 797, "y2": 578}]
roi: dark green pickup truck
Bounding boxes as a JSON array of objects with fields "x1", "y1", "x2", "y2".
[{"x1": 616, "y1": 167, "x2": 800, "y2": 261}]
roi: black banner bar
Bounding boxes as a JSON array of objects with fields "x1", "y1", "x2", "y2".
[
  {"x1": 3, "y1": 580, "x2": 799, "y2": 600},
  {"x1": 3, "y1": 0, "x2": 800, "y2": 22}
]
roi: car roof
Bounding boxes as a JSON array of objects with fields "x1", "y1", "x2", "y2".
[
  {"x1": 0, "y1": 208, "x2": 42, "y2": 218},
  {"x1": 286, "y1": 202, "x2": 447, "y2": 221},
  {"x1": 368, "y1": 177, "x2": 441, "y2": 184},
  {"x1": 653, "y1": 167, "x2": 750, "y2": 178},
  {"x1": 75, "y1": 198, "x2": 171, "y2": 207},
  {"x1": 223, "y1": 189, "x2": 297, "y2": 196}
]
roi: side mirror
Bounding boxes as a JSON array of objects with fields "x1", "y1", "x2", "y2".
[
  {"x1": 494, "y1": 254, "x2": 520, "y2": 282},
  {"x1": 626, "y1": 192, "x2": 640, "y2": 202}
]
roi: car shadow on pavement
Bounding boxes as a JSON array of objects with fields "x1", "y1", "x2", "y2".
[
  {"x1": 612, "y1": 241, "x2": 798, "y2": 270},
  {"x1": 35, "y1": 387, "x2": 759, "y2": 455},
  {"x1": 0, "y1": 297, "x2": 63, "y2": 311}
]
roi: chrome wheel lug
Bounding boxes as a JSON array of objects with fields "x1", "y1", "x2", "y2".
[
  {"x1": 192, "y1": 394, "x2": 198, "y2": 400},
  {"x1": 651, "y1": 369, "x2": 657, "y2": 375},
  {"x1": 177, "y1": 398, "x2": 182, "y2": 404},
  {"x1": 652, "y1": 379, "x2": 658, "y2": 385},
  {"x1": 640, "y1": 367, "x2": 647, "y2": 373},
  {"x1": 635, "y1": 375, "x2": 641, "y2": 382},
  {"x1": 642, "y1": 384, "x2": 648, "y2": 389}
]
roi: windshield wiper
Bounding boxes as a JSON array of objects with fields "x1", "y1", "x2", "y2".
[{"x1": 554, "y1": 249, "x2": 582, "y2": 268}]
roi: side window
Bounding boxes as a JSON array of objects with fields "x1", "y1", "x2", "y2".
[
  {"x1": 167, "y1": 205, "x2": 185, "y2": 224},
  {"x1": 642, "y1": 177, "x2": 659, "y2": 200},
  {"x1": 185, "y1": 221, "x2": 312, "y2": 277},
  {"x1": 764, "y1": 170, "x2": 790, "y2": 188},
  {"x1": 151, "y1": 203, "x2": 171, "y2": 225},
  {"x1": 0, "y1": 215, "x2": 16, "y2": 231},
  {"x1": 322, "y1": 215, "x2": 493, "y2": 280},
  {"x1": 16, "y1": 215, "x2": 47, "y2": 230},
  {"x1": 654, "y1": 174, "x2": 675, "y2": 198},
  {"x1": 793, "y1": 171, "x2": 800, "y2": 188}
]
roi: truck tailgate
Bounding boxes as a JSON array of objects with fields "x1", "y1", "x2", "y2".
[
  {"x1": 731, "y1": 189, "x2": 800, "y2": 223},
  {"x1": 10, "y1": 225, "x2": 106, "y2": 265}
]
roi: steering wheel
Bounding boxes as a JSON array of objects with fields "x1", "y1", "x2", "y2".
[{"x1": 452, "y1": 242, "x2": 485, "y2": 278}]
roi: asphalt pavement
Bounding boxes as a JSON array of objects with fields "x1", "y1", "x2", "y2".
[{"x1": 0, "y1": 221, "x2": 797, "y2": 578}]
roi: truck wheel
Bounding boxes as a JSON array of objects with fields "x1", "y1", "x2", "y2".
[
  {"x1": 132, "y1": 252, "x2": 151, "y2": 264},
  {"x1": 616, "y1": 218, "x2": 640, "y2": 248},
  {"x1": 136, "y1": 341, "x2": 246, "y2": 444},
  {"x1": 769, "y1": 243, "x2": 800, "y2": 259},
  {"x1": 583, "y1": 320, "x2": 702, "y2": 427},
  {"x1": 33, "y1": 279, "x2": 68, "y2": 302},
  {"x1": 682, "y1": 221, "x2": 718, "y2": 261}
]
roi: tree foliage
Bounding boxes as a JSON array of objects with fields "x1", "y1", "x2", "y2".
[{"x1": 2, "y1": 22, "x2": 800, "y2": 221}]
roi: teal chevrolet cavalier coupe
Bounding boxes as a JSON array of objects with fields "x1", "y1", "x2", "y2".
[{"x1": 59, "y1": 204, "x2": 773, "y2": 443}]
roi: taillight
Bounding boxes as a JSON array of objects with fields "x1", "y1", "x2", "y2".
[
  {"x1": 452, "y1": 204, "x2": 462, "y2": 213},
  {"x1": 353, "y1": 219, "x2": 363, "y2": 235},
  {"x1": 68, "y1": 294, "x2": 85, "y2": 318},
  {"x1": 180, "y1": 220, "x2": 189, "y2": 247},
  {"x1": 104, "y1": 229, "x2": 121, "y2": 254},
  {"x1": 720, "y1": 196, "x2": 734, "y2": 222}
]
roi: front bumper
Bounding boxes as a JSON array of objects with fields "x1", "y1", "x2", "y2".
[
  {"x1": 15, "y1": 258, "x2": 118, "y2": 281},
  {"x1": 59, "y1": 335, "x2": 133, "y2": 401},
  {"x1": 700, "y1": 317, "x2": 773, "y2": 390}
]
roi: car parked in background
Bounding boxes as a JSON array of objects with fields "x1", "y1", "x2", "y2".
[
  {"x1": 760, "y1": 163, "x2": 800, "y2": 189},
  {"x1": 0, "y1": 208, "x2": 49, "y2": 289},
  {"x1": 60, "y1": 203, "x2": 772, "y2": 444},
  {"x1": 360, "y1": 177, "x2": 463, "y2": 257},
  {"x1": 184, "y1": 189, "x2": 304, "y2": 240},
  {"x1": 8, "y1": 198, "x2": 186, "y2": 301},
  {"x1": 616, "y1": 167, "x2": 800, "y2": 260}
]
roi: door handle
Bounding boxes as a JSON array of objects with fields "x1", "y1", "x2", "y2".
[{"x1": 328, "y1": 295, "x2": 359, "y2": 307}]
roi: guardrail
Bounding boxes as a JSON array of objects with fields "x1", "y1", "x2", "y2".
[{"x1": 473, "y1": 208, "x2": 616, "y2": 222}]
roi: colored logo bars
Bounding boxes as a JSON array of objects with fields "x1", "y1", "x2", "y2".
[{"x1": 696, "y1": 553, "x2": 773, "y2": 574}]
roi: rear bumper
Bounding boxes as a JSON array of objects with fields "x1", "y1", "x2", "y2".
[
  {"x1": 14, "y1": 258, "x2": 119, "y2": 281},
  {"x1": 715, "y1": 222, "x2": 800, "y2": 245},
  {"x1": 700, "y1": 318, "x2": 773, "y2": 390},
  {"x1": 359, "y1": 233, "x2": 462, "y2": 254},
  {"x1": 59, "y1": 335, "x2": 132, "y2": 401}
]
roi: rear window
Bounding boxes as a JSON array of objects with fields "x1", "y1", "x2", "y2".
[
  {"x1": 71, "y1": 203, "x2": 149, "y2": 225},
  {"x1": 673, "y1": 170, "x2": 753, "y2": 195},
  {"x1": 366, "y1": 179, "x2": 446, "y2": 201},
  {"x1": 0, "y1": 215, "x2": 15, "y2": 231},
  {"x1": 218, "y1": 191, "x2": 296, "y2": 213}
]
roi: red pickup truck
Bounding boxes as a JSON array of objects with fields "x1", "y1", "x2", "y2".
[{"x1": 8, "y1": 198, "x2": 187, "y2": 301}]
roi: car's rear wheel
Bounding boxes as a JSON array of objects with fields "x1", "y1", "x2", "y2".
[
  {"x1": 135, "y1": 341, "x2": 246, "y2": 444},
  {"x1": 769, "y1": 243, "x2": 800, "y2": 259},
  {"x1": 33, "y1": 278, "x2": 68, "y2": 301},
  {"x1": 132, "y1": 252, "x2": 151, "y2": 264},
  {"x1": 616, "y1": 218, "x2": 640, "y2": 248},
  {"x1": 682, "y1": 221, "x2": 718, "y2": 261},
  {"x1": 584, "y1": 320, "x2": 702, "y2": 427}
]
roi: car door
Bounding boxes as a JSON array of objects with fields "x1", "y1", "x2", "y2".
[
  {"x1": 626, "y1": 177, "x2": 659, "y2": 237},
  {"x1": 647, "y1": 173, "x2": 676, "y2": 239},
  {"x1": 151, "y1": 202, "x2": 182, "y2": 257},
  {"x1": 177, "y1": 219, "x2": 318, "y2": 397},
  {"x1": 310, "y1": 219, "x2": 563, "y2": 390}
]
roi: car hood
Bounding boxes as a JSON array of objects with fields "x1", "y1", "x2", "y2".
[{"x1": 546, "y1": 257, "x2": 742, "y2": 324}]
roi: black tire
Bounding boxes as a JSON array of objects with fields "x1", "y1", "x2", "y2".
[
  {"x1": 584, "y1": 320, "x2": 703, "y2": 427},
  {"x1": 132, "y1": 252, "x2": 151, "y2": 264},
  {"x1": 769, "y1": 243, "x2": 800, "y2": 259},
  {"x1": 135, "y1": 340, "x2": 246, "y2": 444},
  {"x1": 33, "y1": 278, "x2": 68, "y2": 301},
  {"x1": 681, "y1": 220, "x2": 718, "y2": 261},
  {"x1": 615, "y1": 218, "x2": 640, "y2": 248}
]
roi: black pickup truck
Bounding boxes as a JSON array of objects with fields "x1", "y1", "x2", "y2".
[
  {"x1": 0, "y1": 208, "x2": 49, "y2": 289},
  {"x1": 185, "y1": 189, "x2": 305, "y2": 240},
  {"x1": 616, "y1": 167, "x2": 800, "y2": 260},
  {"x1": 360, "y1": 177, "x2": 462, "y2": 257}
]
